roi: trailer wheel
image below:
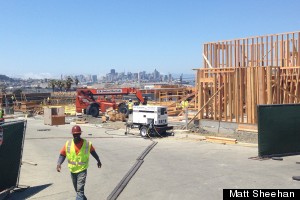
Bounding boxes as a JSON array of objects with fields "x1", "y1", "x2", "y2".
[
  {"x1": 140, "y1": 126, "x2": 148, "y2": 137},
  {"x1": 87, "y1": 104, "x2": 99, "y2": 117}
]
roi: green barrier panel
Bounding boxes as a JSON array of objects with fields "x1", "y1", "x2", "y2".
[
  {"x1": 0, "y1": 120, "x2": 27, "y2": 191},
  {"x1": 257, "y1": 104, "x2": 300, "y2": 157}
]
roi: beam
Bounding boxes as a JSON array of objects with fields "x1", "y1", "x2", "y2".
[
  {"x1": 186, "y1": 85, "x2": 224, "y2": 128},
  {"x1": 203, "y1": 53, "x2": 213, "y2": 68}
]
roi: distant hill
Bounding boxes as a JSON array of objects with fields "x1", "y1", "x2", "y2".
[{"x1": 0, "y1": 74, "x2": 13, "y2": 82}]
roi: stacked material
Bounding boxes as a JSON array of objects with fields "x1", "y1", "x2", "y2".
[
  {"x1": 44, "y1": 106, "x2": 65, "y2": 126},
  {"x1": 116, "y1": 113, "x2": 126, "y2": 122},
  {"x1": 108, "y1": 111, "x2": 116, "y2": 122},
  {"x1": 106, "y1": 109, "x2": 126, "y2": 122},
  {"x1": 20, "y1": 102, "x2": 38, "y2": 113},
  {"x1": 64, "y1": 104, "x2": 76, "y2": 116}
]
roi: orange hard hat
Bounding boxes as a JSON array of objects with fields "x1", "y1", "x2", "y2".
[{"x1": 72, "y1": 125, "x2": 82, "y2": 134}]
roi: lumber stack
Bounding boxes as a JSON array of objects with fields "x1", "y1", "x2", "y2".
[
  {"x1": 106, "y1": 109, "x2": 126, "y2": 122},
  {"x1": 206, "y1": 136, "x2": 237, "y2": 144}
]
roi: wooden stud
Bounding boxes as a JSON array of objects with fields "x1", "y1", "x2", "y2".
[
  {"x1": 229, "y1": 73, "x2": 233, "y2": 122},
  {"x1": 298, "y1": 33, "x2": 300, "y2": 66},
  {"x1": 197, "y1": 31, "x2": 300, "y2": 124}
]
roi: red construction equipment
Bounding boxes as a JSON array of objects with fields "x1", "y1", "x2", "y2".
[{"x1": 75, "y1": 88, "x2": 147, "y2": 117}]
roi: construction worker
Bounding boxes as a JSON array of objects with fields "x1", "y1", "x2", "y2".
[
  {"x1": 128, "y1": 99, "x2": 133, "y2": 114},
  {"x1": 0, "y1": 108, "x2": 4, "y2": 124},
  {"x1": 142, "y1": 96, "x2": 148, "y2": 105},
  {"x1": 181, "y1": 99, "x2": 189, "y2": 110},
  {"x1": 56, "y1": 125, "x2": 102, "y2": 200},
  {"x1": 11, "y1": 95, "x2": 15, "y2": 105},
  {"x1": 47, "y1": 96, "x2": 51, "y2": 105}
]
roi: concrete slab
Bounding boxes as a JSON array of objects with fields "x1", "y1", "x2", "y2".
[{"x1": 3, "y1": 118, "x2": 300, "y2": 200}]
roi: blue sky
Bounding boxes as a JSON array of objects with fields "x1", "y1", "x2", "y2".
[{"x1": 0, "y1": 0, "x2": 300, "y2": 79}]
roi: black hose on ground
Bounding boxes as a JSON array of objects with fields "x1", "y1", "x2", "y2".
[
  {"x1": 107, "y1": 140, "x2": 158, "y2": 200},
  {"x1": 104, "y1": 127, "x2": 140, "y2": 138}
]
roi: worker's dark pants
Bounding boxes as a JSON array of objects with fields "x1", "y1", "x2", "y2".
[{"x1": 71, "y1": 169, "x2": 87, "y2": 200}]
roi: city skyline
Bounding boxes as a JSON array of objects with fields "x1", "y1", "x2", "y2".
[
  {"x1": 0, "y1": 67, "x2": 195, "y2": 94},
  {"x1": 1, "y1": 68, "x2": 195, "y2": 81},
  {"x1": 0, "y1": 67, "x2": 194, "y2": 83}
]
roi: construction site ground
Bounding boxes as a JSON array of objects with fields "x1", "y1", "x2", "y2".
[
  {"x1": 65, "y1": 115, "x2": 259, "y2": 144},
  {"x1": 2, "y1": 114, "x2": 300, "y2": 200}
]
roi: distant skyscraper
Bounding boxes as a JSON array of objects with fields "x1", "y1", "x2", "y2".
[
  {"x1": 164, "y1": 75, "x2": 168, "y2": 82},
  {"x1": 92, "y1": 75, "x2": 97, "y2": 83},
  {"x1": 133, "y1": 73, "x2": 138, "y2": 80},
  {"x1": 138, "y1": 71, "x2": 140, "y2": 86},
  {"x1": 168, "y1": 73, "x2": 172, "y2": 82},
  {"x1": 153, "y1": 69, "x2": 160, "y2": 81},
  {"x1": 111, "y1": 69, "x2": 116, "y2": 75}
]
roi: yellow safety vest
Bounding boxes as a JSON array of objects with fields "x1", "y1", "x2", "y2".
[
  {"x1": 0, "y1": 110, "x2": 3, "y2": 118},
  {"x1": 128, "y1": 102, "x2": 133, "y2": 110},
  {"x1": 65, "y1": 139, "x2": 91, "y2": 173},
  {"x1": 181, "y1": 100, "x2": 189, "y2": 109}
]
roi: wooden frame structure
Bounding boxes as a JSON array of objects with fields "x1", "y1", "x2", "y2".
[{"x1": 195, "y1": 31, "x2": 300, "y2": 124}]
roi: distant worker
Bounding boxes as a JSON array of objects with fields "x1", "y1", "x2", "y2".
[
  {"x1": 128, "y1": 99, "x2": 133, "y2": 114},
  {"x1": 47, "y1": 97, "x2": 51, "y2": 105},
  {"x1": 0, "y1": 108, "x2": 4, "y2": 124},
  {"x1": 181, "y1": 99, "x2": 189, "y2": 110},
  {"x1": 56, "y1": 125, "x2": 102, "y2": 200},
  {"x1": 142, "y1": 97, "x2": 148, "y2": 105},
  {"x1": 11, "y1": 95, "x2": 16, "y2": 105}
]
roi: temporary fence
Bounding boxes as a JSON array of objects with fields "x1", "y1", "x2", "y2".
[
  {"x1": 257, "y1": 104, "x2": 300, "y2": 157},
  {"x1": 0, "y1": 120, "x2": 27, "y2": 192}
]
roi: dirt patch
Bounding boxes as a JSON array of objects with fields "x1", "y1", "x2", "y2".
[{"x1": 68, "y1": 115, "x2": 258, "y2": 144}]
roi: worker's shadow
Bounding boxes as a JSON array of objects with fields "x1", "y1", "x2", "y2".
[{"x1": 2, "y1": 183, "x2": 52, "y2": 200}]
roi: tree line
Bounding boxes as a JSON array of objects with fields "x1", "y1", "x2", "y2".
[
  {"x1": 48, "y1": 77, "x2": 79, "y2": 92},
  {"x1": 0, "y1": 76, "x2": 79, "y2": 94}
]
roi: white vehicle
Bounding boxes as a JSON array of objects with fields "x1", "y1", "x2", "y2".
[{"x1": 131, "y1": 105, "x2": 173, "y2": 137}]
